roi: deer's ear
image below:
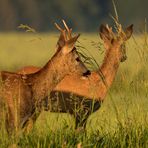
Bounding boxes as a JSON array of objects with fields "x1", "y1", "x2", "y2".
[
  {"x1": 62, "y1": 34, "x2": 80, "y2": 54},
  {"x1": 124, "y1": 24, "x2": 133, "y2": 40},
  {"x1": 99, "y1": 24, "x2": 111, "y2": 41},
  {"x1": 57, "y1": 32, "x2": 66, "y2": 47}
]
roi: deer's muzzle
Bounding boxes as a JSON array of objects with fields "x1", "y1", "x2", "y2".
[{"x1": 82, "y1": 70, "x2": 91, "y2": 76}]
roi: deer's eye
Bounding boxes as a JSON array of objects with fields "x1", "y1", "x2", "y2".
[{"x1": 76, "y1": 57, "x2": 80, "y2": 62}]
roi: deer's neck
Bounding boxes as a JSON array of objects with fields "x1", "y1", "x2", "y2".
[
  {"x1": 98, "y1": 45, "x2": 120, "y2": 88},
  {"x1": 28, "y1": 54, "x2": 65, "y2": 101}
]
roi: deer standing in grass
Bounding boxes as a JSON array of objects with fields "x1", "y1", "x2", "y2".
[
  {"x1": 0, "y1": 21, "x2": 88, "y2": 133},
  {"x1": 17, "y1": 24, "x2": 133, "y2": 129}
]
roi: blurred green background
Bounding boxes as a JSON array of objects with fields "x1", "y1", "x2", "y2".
[{"x1": 0, "y1": 0, "x2": 147, "y2": 32}]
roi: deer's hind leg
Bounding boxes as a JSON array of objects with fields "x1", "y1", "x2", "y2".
[{"x1": 3, "y1": 89, "x2": 20, "y2": 134}]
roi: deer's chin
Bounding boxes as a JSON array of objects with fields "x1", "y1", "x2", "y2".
[{"x1": 120, "y1": 56, "x2": 127, "y2": 62}]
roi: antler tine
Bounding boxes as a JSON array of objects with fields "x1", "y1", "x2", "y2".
[
  {"x1": 118, "y1": 24, "x2": 123, "y2": 34},
  {"x1": 106, "y1": 24, "x2": 113, "y2": 33},
  {"x1": 106, "y1": 24, "x2": 109, "y2": 30},
  {"x1": 54, "y1": 22, "x2": 68, "y2": 41},
  {"x1": 63, "y1": 30, "x2": 67, "y2": 41},
  {"x1": 62, "y1": 20, "x2": 70, "y2": 32},
  {"x1": 54, "y1": 22, "x2": 63, "y2": 32},
  {"x1": 62, "y1": 20, "x2": 72, "y2": 39}
]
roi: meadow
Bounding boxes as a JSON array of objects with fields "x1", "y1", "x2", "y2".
[{"x1": 0, "y1": 31, "x2": 148, "y2": 147}]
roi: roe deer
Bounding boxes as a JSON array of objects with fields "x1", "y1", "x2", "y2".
[
  {"x1": 17, "y1": 24, "x2": 133, "y2": 129},
  {"x1": 0, "y1": 20, "x2": 89, "y2": 133}
]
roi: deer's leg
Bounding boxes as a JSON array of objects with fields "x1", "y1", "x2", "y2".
[
  {"x1": 74, "y1": 113, "x2": 88, "y2": 134},
  {"x1": 74, "y1": 99, "x2": 101, "y2": 131},
  {"x1": 75, "y1": 115, "x2": 88, "y2": 129},
  {"x1": 4, "y1": 94, "x2": 18, "y2": 134},
  {"x1": 5, "y1": 107, "x2": 16, "y2": 134},
  {"x1": 21, "y1": 108, "x2": 39, "y2": 134},
  {"x1": 22, "y1": 118, "x2": 34, "y2": 134},
  {"x1": 74, "y1": 106, "x2": 90, "y2": 131},
  {"x1": 22, "y1": 95, "x2": 51, "y2": 134}
]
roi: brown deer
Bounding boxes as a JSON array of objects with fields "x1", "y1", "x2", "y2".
[
  {"x1": 17, "y1": 24, "x2": 133, "y2": 129},
  {"x1": 0, "y1": 20, "x2": 89, "y2": 133}
]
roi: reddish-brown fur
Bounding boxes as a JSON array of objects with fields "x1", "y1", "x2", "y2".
[
  {"x1": 17, "y1": 24, "x2": 133, "y2": 129},
  {"x1": 0, "y1": 21, "x2": 88, "y2": 133}
]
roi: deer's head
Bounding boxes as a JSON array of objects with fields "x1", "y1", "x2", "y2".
[
  {"x1": 100, "y1": 24, "x2": 133, "y2": 62},
  {"x1": 53, "y1": 20, "x2": 89, "y2": 76}
]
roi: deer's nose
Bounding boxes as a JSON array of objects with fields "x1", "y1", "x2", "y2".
[{"x1": 82, "y1": 70, "x2": 91, "y2": 76}]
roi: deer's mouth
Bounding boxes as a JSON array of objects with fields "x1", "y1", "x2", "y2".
[{"x1": 82, "y1": 70, "x2": 91, "y2": 77}]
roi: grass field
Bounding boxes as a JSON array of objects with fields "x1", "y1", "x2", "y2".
[{"x1": 0, "y1": 32, "x2": 148, "y2": 147}]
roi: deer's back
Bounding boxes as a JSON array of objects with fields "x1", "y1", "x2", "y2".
[{"x1": 17, "y1": 66, "x2": 40, "y2": 74}]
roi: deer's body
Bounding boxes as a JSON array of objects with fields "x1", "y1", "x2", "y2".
[
  {"x1": 0, "y1": 21, "x2": 88, "y2": 133},
  {"x1": 17, "y1": 24, "x2": 133, "y2": 129},
  {"x1": 18, "y1": 69, "x2": 106, "y2": 99}
]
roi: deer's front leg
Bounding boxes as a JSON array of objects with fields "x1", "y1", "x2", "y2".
[
  {"x1": 74, "y1": 98, "x2": 101, "y2": 130},
  {"x1": 21, "y1": 106, "x2": 41, "y2": 134},
  {"x1": 75, "y1": 115, "x2": 88, "y2": 130}
]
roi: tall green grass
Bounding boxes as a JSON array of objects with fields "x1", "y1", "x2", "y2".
[{"x1": 0, "y1": 32, "x2": 148, "y2": 147}]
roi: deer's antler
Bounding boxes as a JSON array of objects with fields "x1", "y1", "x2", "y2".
[
  {"x1": 106, "y1": 24, "x2": 114, "y2": 38},
  {"x1": 106, "y1": 24, "x2": 112, "y2": 33},
  {"x1": 62, "y1": 20, "x2": 72, "y2": 39},
  {"x1": 118, "y1": 24, "x2": 123, "y2": 34},
  {"x1": 54, "y1": 20, "x2": 73, "y2": 42}
]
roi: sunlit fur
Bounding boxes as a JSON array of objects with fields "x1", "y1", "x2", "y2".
[
  {"x1": 0, "y1": 23, "x2": 88, "y2": 134},
  {"x1": 17, "y1": 24, "x2": 133, "y2": 129}
]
